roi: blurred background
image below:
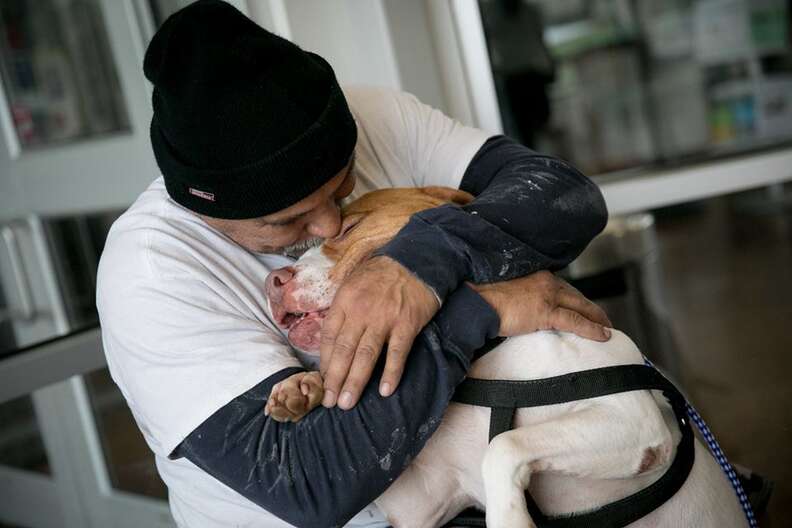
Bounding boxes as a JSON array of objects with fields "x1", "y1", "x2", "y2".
[{"x1": 0, "y1": 1, "x2": 789, "y2": 526}]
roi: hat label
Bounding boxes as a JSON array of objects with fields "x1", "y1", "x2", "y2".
[{"x1": 188, "y1": 187, "x2": 215, "y2": 202}]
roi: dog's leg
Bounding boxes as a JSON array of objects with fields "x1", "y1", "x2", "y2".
[
  {"x1": 482, "y1": 403, "x2": 671, "y2": 528},
  {"x1": 377, "y1": 460, "x2": 471, "y2": 528}
]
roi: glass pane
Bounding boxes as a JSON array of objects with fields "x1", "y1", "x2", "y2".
[
  {"x1": 44, "y1": 210, "x2": 122, "y2": 330},
  {"x1": 0, "y1": 0, "x2": 130, "y2": 150},
  {"x1": 0, "y1": 210, "x2": 121, "y2": 358},
  {"x1": 84, "y1": 368, "x2": 167, "y2": 500},
  {"x1": 0, "y1": 395, "x2": 50, "y2": 475},
  {"x1": 477, "y1": 0, "x2": 792, "y2": 176}
]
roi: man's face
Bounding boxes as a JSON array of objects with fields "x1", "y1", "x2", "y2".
[{"x1": 200, "y1": 159, "x2": 356, "y2": 254}]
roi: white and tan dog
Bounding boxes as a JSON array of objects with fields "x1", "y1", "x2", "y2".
[{"x1": 263, "y1": 187, "x2": 746, "y2": 528}]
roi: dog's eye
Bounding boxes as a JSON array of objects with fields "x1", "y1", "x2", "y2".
[{"x1": 334, "y1": 215, "x2": 363, "y2": 242}]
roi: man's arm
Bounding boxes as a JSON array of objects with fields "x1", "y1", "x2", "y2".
[
  {"x1": 378, "y1": 135, "x2": 608, "y2": 298},
  {"x1": 321, "y1": 134, "x2": 609, "y2": 409},
  {"x1": 174, "y1": 286, "x2": 499, "y2": 528}
]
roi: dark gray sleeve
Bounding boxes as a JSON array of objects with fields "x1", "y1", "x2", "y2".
[
  {"x1": 377, "y1": 135, "x2": 608, "y2": 299},
  {"x1": 173, "y1": 285, "x2": 499, "y2": 528}
]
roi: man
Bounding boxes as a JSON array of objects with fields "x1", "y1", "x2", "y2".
[{"x1": 96, "y1": 1, "x2": 610, "y2": 526}]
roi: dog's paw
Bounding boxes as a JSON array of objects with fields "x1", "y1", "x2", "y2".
[{"x1": 265, "y1": 371, "x2": 324, "y2": 422}]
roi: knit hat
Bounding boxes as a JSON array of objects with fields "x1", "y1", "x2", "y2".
[{"x1": 143, "y1": 0, "x2": 357, "y2": 219}]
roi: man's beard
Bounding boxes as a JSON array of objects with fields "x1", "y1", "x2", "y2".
[{"x1": 280, "y1": 237, "x2": 323, "y2": 259}]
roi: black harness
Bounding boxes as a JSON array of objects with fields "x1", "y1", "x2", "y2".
[{"x1": 447, "y1": 362, "x2": 694, "y2": 528}]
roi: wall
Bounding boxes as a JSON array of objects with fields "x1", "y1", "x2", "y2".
[
  {"x1": 381, "y1": 0, "x2": 449, "y2": 114},
  {"x1": 247, "y1": 0, "x2": 451, "y2": 115},
  {"x1": 280, "y1": 0, "x2": 401, "y2": 89}
]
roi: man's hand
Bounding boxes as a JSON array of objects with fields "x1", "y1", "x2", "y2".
[
  {"x1": 468, "y1": 271, "x2": 612, "y2": 340},
  {"x1": 320, "y1": 256, "x2": 439, "y2": 410},
  {"x1": 265, "y1": 371, "x2": 324, "y2": 422}
]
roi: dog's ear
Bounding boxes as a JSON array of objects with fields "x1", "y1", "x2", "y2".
[{"x1": 421, "y1": 186, "x2": 474, "y2": 206}]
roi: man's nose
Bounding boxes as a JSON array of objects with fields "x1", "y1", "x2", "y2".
[
  {"x1": 306, "y1": 202, "x2": 341, "y2": 239},
  {"x1": 264, "y1": 266, "x2": 296, "y2": 303}
]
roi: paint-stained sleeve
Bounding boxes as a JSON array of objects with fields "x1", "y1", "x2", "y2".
[
  {"x1": 173, "y1": 285, "x2": 499, "y2": 528},
  {"x1": 377, "y1": 135, "x2": 608, "y2": 300}
]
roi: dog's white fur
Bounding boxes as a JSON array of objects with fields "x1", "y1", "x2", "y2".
[
  {"x1": 377, "y1": 330, "x2": 745, "y2": 527},
  {"x1": 282, "y1": 248, "x2": 746, "y2": 528}
]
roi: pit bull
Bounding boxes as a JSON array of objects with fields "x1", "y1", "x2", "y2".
[{"x1": 263, "y1": 187, "x2": 747, "y2": 528}]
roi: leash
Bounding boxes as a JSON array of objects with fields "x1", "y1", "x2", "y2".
[
  {"x1": 452, "y1": 364, "x2": 694, "y2": 528},
  {"x1": 642, "y1": 357, "x2": 757, "y2": 528}
]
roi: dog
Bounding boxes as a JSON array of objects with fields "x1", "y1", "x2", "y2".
[{"x1": 263, "y1": 187, "x2": 747, "y2": 528}]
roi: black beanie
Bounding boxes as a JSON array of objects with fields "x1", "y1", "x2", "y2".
[{"x1": 143, "y1": 0, "x2": 357, "y2": 219}]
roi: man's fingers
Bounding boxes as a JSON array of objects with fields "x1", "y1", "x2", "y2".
[
  {"x1": 379, "y1": 329, "x2": 414, "y2": 397},
  {"x1": 557, "y1": 288, "x2": 612, "y2": 328},
  {"x1": 319, "y1": 310, "x2": 345, "y2": 375},
  {"x1": 338, "y1": 329, "x2": 386, "y2": 410},
  {"x1": 321, "y1": 322, "x2": 366, "y2": 408},
  {"x1": 549, "y1": 307, "x2": 611, "y2": 341}
]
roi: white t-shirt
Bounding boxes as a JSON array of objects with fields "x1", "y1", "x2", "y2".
[{"x1": 97, "y1": 86, "x2": 489, "y2": 528}]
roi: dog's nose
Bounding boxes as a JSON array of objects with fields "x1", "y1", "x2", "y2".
[
  {"x1": 271, "y1": 267, "x2": 295, "y2": 287},
  {"x1": 264, "y1": 266, "x2": 296, "y2": 303}
]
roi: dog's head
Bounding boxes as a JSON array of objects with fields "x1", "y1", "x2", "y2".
[{"x1": 264, "y1": 186, "x2": 473, "y2": 351}]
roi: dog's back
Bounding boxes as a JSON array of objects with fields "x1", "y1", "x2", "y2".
[{"x1": 377, "y1": 330, "x2": 747, "y2": 527}]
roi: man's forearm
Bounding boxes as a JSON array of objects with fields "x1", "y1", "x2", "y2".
[
  {"x1": 174, "y1": 286, "x2": 499, "y2": 528},
  {"x1": 378, "y1": 135, "x2": 608, "y2": 299}
]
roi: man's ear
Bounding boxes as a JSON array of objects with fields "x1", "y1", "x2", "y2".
[{"x1": 421, "y1": 186, "x2": 474, "y2": 206}]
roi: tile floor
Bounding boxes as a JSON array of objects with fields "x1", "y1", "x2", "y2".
[{"x1": 652, "y1": 187, "x2": 792, "y2": 526}]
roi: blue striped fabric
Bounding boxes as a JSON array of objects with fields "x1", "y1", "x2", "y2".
[{"x1": 643, "y1": 357, "x2": 756, "y2": 527}]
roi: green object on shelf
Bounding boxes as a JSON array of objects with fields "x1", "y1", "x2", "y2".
[
  {"x1": 546, "y1": 20, "x2": 638, "y2": 60},
  {"x1": 710, "y1": 103, "x2": 735, "y2": 143},
  {"x1": 750, "y1": 3, "x2": 789, "y2": 52}
]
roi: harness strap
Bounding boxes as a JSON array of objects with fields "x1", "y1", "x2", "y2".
[
  {"x1": 451, "y1": 364, "x2": 694, "y2": 528},
  {"x1": 454, "y1": 364, "x2": 678, "y2": 423},
  {"x1": 488, "y1": 407, "x2": 516, "y2": 443}
]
